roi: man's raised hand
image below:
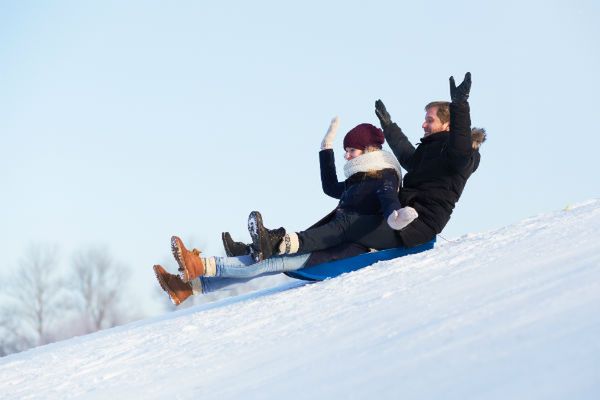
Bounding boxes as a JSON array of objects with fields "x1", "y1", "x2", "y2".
[
  {"x1": 375, "y1": 99, "x2": 392, "y2": 128},
  {"x1": 450, "y1": 72, "x2": 471, "y2": 103}
]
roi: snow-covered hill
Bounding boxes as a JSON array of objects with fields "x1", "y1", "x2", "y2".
[{"x1": 1, "y1": 200, "x2": 599, "y2": 400}]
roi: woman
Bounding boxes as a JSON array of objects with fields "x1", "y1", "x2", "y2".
[{"x1": 154, "y1": 119, "x2": 418, "y2": 305}]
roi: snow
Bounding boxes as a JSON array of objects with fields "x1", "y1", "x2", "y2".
[{"x1": 1, "y1": 200, "x2": 599, "y2": 399}]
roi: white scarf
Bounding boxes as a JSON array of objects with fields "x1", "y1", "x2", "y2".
[{"x1": 343, "y1": 150, "x2": 403, "y2": 180}]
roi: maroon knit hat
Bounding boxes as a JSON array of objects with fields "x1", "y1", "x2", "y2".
[{"x1": 343, "y1": 123, "x2": 385, "y2": 150}]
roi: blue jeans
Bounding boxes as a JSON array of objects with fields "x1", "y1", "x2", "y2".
[{"x1": 195, "y1": 253, "x2": 311, "y2": 294}]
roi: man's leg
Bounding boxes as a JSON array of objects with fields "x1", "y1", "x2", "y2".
[
  {"x1": 344, "y1": 214, "x2": 404, "y2": 249},
  {"x1": 295, "y1": 212, "x2": 353, "y2": 253},
  {"x1": 212, "y1": 253, "x2": 311, "y2": 278},
  {"x1": 295, "y1": 212, "x2": 401, "y2": 253}
]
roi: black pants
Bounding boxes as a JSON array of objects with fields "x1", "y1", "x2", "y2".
[{"x1": 298, "y1": 210, "x2": 404, "y2": 254}]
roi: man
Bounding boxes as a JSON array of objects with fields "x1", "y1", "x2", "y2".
[{"x1": 372, "y1": 72, "x2": 482, "y2": 247}]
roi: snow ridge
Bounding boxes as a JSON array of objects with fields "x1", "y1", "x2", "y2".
[{"x1": 1, "y1": 200, "x2": 599, "y2": 400}]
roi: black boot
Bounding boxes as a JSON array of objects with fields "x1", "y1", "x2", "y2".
[
  {"x1": 247, "y1": 211, "x2": 286, "y2": 262},
  {"x1": 221, "y1": 232, "x2": 251, "y2": 257}
]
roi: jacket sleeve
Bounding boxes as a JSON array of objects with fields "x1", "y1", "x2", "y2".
[
  {"x1": 319, "y1": 149, "x2": 344, "y2": 199},
  {"x1": 383, "y1": 123, "x2": 416, "y2": 172},
  {"x1": 376, "y1": 169, "x2": 402, "y2": 218},
  {"x1": 446, "y1": 101, "x2": 473, "y2": 170}
]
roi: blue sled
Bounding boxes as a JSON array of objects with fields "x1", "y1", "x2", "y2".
[{"x1": 284, "y1": 239, "x2": 436, "y2": 282}]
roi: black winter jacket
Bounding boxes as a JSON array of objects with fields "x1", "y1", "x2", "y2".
[
  {"x1": 296, "y1": 150, "x2": 402, "y2": 268},
  {"x1": 319, "y1": 149, "x2": 401, "y2": 218},
  {"x1": 384, "y1": 101, "x2": 481, "y2": 246}
]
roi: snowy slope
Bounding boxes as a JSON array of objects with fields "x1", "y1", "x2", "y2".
[{"x1": 1, "y1": 200, "x2": 599, "y2": 400}]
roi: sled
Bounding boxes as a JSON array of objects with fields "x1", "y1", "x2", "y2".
[{"x1": 284, "y1": 239, "x2": 436, "y2": 282}]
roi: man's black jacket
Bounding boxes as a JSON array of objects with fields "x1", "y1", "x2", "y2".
[{"x1": 384, "y1": 101, "x2": 480, "y2": 246}]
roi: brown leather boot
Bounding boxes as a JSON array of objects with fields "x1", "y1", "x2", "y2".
[
  {"x1": 171, "y1": 236, "x2": 206, "y2": 281},
  {"x1": 153, "y1": 264, "x2": 193, "y2": 306}
]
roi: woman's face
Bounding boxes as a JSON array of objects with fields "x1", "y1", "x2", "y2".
[{"x1": 344, "y1": 147, "x2": 364, "y2": 161}]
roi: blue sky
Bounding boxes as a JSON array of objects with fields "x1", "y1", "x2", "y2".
[{"x1": 1, "y1": 1, "x2": 599, "y2": 313}]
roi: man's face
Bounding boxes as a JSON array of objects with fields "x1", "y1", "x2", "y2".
[{"x1": 422, "y1": 106, "x2": 450, "y2": 137}]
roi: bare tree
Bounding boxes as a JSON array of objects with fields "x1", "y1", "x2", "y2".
[
  {"x1": 0, "y1": 310, "x2": 30, "y2": 356},
  {"x1": 1, "y1": 243, "x2": 65, "y2": 350},
  {"x1": 69, "y1": 246, "x2": 134, "y2": 332}
]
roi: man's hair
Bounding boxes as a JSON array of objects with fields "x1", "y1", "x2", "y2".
[{"x1": 425, "y1": 101, "x2": 450, "y2": 124}]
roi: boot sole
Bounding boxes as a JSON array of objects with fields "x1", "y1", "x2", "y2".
[
  {"x1": 248, "y1": 211, "x2": 272, "y2": 261},
  {"x1": 171, "y1": 236, "x2": 191, "y2": 282},
  {"x1": 153, "y1": 265, "x2": 181, "y2": 305}
]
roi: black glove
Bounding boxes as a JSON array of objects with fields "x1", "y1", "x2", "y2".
[
  {"x1": 375, "y1": 99, "x2": 392, "y2": 128},
  {"x1": 449, "y1": 72, "x2": 471, "y2": 103}
]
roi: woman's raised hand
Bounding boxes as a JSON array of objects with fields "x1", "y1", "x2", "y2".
[{"x1": 321, "y1": 116, "x2": 340, "y2": 150}]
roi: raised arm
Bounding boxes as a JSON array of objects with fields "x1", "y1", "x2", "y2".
[
  {"x1": 375, "y1": 99, "x2": 416, "y2": 171},
  {"x1": 447, "y1": 72, "x2": 474, "y2": 169},
  {"x1": 319, "y1": 117, "x2": 345, "y2": 199}
]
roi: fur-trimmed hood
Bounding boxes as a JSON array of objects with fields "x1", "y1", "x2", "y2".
[
  {"x1": 343, "y1": 150, "x2": 402, "y2": 180},
  {"x1": 471, "y1": 127, "x2": 487, "y2": 149}
]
